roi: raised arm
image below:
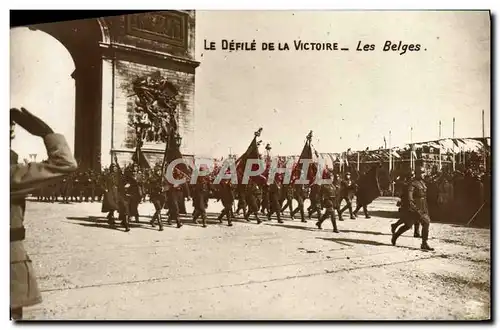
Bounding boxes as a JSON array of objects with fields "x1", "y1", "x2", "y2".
[
  {"x1": 10, "y1": 107, "x2": 78, "y2": 198},
  {"x1": 11, "y1": 133, "x2": 78, "y2": 198}
]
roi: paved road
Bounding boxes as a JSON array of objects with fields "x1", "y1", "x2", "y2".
[{"x1": 21, "y1": 197, "x2": 490, "y2": 320}]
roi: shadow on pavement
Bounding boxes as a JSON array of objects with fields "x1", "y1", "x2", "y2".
[
  {"x1": 267, "y1": 222, "x2": 318, "y2": 232},
  {"x1": 368, "y1": 210, "x2": 399, "y2": 219},
  {"x1": 317, "y1": 236, "x2": 393, "y2": 247},
  {"x1": 340, "y1": 229, "x2": 392, "y2": 236}
]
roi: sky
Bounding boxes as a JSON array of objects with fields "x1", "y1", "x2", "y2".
[
  {"x1": 10, "y1": 27, "x2": 75, "y2": 162},
  {"x1": 193, "y1": 10, "x2": 490, "y2": 158},
  {"x1": 10, "y1": 11, "x2": 490, "y2": 161}
]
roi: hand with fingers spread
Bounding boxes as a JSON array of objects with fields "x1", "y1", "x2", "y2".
[{"x1": 10, "y1": 107, "x2": 54, "y2": 137}]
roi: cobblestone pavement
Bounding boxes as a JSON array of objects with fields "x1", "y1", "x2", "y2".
[{"x1": 21, "y1": 197, "x2": 490, "y2": 320}]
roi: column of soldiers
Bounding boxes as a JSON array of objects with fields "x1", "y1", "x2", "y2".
[{"x1": 27, "y1": 159, "x2": 490, "y2": 235}]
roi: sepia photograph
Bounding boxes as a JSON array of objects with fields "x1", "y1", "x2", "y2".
[{"x1": 9, "y1": 9, "x2": 491, "y2": 321}]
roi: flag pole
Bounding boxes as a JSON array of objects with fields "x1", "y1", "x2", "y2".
[
  {"x1": 438, "y1": 120, "x2": 442, "y2": 171},
  {"x1": 357, "y1": 134, "x2": 360, "y2": 172},
  {"x1": 452, "y1": 117, "x2": 456, "y2": 171},
  {"x1": 389, "y1": 131, "x2": 392, "y2": 173},
  {"x1": 389, "y1": 130, "x2": 394, "y2": 196},
  {"x1": 482, "y1": 109, "x2": 487, "y2": 171},
  {"x1": 410, "y1": 126, "x2": 414, "y2": 171}
]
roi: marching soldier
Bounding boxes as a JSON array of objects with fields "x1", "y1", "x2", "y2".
[
  {"x1": 149, "y1": 168, "x2": 166, "y2": 230},
  {"x1": 307, "y1": 181, "x2": 322, "y2": 221},
  {"x1": 290, "y1": 184, "x2": 307, "y2": 222},
  {"x1": 280, "y1": 184, "x2": 295, "y2": 219},
  {"x1": 235, "y1": 185, "x2": 248, "y2": 219},
  {"x1": 246, "y1": 180, "x2": 262, "y2": 223},
  {"x1": 127, "y1": 165, "x2": 144, "y2": 223},
  {"x1": 339, "y1": 172, "x2": 357, "y2": 220},
  {"x1": 167, "y1": 182, "x2": 183, "y2": 229},
  {"x1": 268, "y1": 177, "x2": 284, "y2": 223},
  {"x1": 10, "y1": 108, "x2": 78, "y2": 320},
  {"x1": 390, "y1": 171, "x2": 420, "y2": 237},
  {"x1": 101, "y1": 162, "x2": 121, "y2": 227},
  {"x1": 260, "y1": 183, "x2": 270, "y2": 215},
  {"x1": 216, "y1": 179, "x2": 235, "y2": 226},
  {"x1": 332, "y1": 173, "x2": 343, "y2": 220},
  {"x1": 391, "y1": 166, "x2": 434, "y2": 251},
  {"x1": 316, "y1": 173, "x2": 339, "y2": 233},
  {"x1": 192, "y1": 178, "x2": 210, "y2": 228}
]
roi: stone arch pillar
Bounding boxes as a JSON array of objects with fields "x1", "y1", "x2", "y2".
[{"x1": 28, "y1": 18, "x2": 111, "y2": 171}]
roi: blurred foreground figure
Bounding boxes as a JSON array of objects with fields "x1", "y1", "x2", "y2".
[{"x1": 10, "y1": 108, "x2": 78, "y2": 320}]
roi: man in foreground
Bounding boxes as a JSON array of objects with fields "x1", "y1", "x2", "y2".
[{"x1": 10, "y1": 108, "x2": 78, "y2": 320}]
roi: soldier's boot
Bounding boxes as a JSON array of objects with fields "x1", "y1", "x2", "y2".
[
  {"x1": 316, "y1": 217, "x2": 324, "y2": 229},
  {"x1": 277, "y1": 211, "x2": 284, "y2": 223},
  {"x1": 135, "y1": 215, "x2": 139, "y2": 223},
  {"x1": 149, "y1": 211, "x2": 158, "y2": 227},
  {"x1": 253, "y1": 212, "x2": 262, "y2": 224},
  {"x1": 288, "y1": 202, "x2": 295, "y2": 221},
  {"x1": 201, "y1": 213, "x2": 207, "y2": 228},
  {"x1": 176, "y1": 219, "x2": 183, "y2": 228},
  {"x1": 348, "y1": 204, "x2": 355, "y2": 219},
  {"x1": 363, "y1": 205, "x2": 371, "y2": 219},
  {"x1": 420, "y1": 223, "x2": 434, "y2": 251},
  {"x1": 330, "y1": 213, "x2": 339, "y2": 233},
  {"x1": 226, "y1": 209, "x2": 233, "y2": 227},
  {"x1": 192, "y1": 209, "x2": 199, "y2": 224},
  {"x1": 299, "y1": 208, "x2": 306, "y2": 223},
  {"x1": 121, "y1": 215, "x2": 130, "y2": 232},
  {"x1": 243, "y1": 209, "x2": 250, "y2": 222},
  {"x1": 10, "y1": 307, "x2": 23, "y2": 320},
  {"x1": 217, "y1": 212, "x2": 224, "y2": 223},
  {"x1": 267, "y1": 211, "x2": 272, "y2": 221},
  {"x1": 158, "y1": 219, "x2": 164, "y2": 231},
  {"x1": 337, "y1": 208, "x2": 344, "y2": 221},
  {"x1": 107, "y1": 212, "x2": 116, "y2": 228},
  {"x1": 391, "y1": 224, "x2": 411, "y2": 246},
  {"x1": 391, "y1": 220, "x2": 402, "y2": 234},
  {"x1": 414, "y1": 222, "x2": 421, "y2": 238}
]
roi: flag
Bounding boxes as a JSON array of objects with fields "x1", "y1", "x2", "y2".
[
  {"x1": 131, "y1": 145, "x2": 151, "y2": 169},
  {"x1": 235, "y1": 128, "x2": 264, "y2": 184},
  {"x1": 291, "y1": 133, "x2": 318, "y2": 185},
  {"x1": 164, "y1": 130, "x2": 192, "y2": 183}
]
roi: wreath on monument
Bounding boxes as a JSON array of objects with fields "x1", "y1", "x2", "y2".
[{"x1": 129, "y1": 74, "x2": 179, "y2": 146}]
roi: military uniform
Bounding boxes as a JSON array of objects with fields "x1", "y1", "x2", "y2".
[
  {"x1": 101, "y1": 166, "x2": 121, "y2": 225},
  {"x1": 316, "y1": 183, "x2": 339, "y2": 232},
  {"x1": 339, "y1": 175, "x2": 357, "y2": 219},
  {"x1": 268, "y1": 182, "x2": 283, "y2": 223},
  {"x1": 390, "y1": 175, "x2": 420, "y2": 237},
  {"x1": 290, "y1": 184, "x2": 307, "y2": 222},
  {"x1": 280, "y1": 184, "x2": 295, "y2": 219},
  {"x1": 192, "y1": 181, "x2": 210, "y2": 227},
  {"x1": 307, "y1": 183, "x2": 322, "y2": 220},
  {"x1": 392, "y1": 172, "x2": 434, "y2": 251},
  {"x1": 245, "y1": 181, "x2": 262, "y2": 223},
  {"x1": 235, "y1": 185, "x2": 248, "y2": 219},
  {"x1": 127, "y1": 169, "x2": 144, "y2": 223},
  {"x1": 167, "y1": 184, "x2": 183, "y2": 228},
  {"x1": 260, "y1": 184, "x2": 270, "y2": 215},
  {"x1": 10, "y1": 133, "x2": 78, "y2": 319},
  {"x1": 217, "y1": 181, "x2": 235, "y2": 226}
]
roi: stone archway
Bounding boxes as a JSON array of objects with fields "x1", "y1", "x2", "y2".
[
  {"x1": 28, "y1": 18, "x2": 110, "y2": 171},
  {"x1": 24, "y1": 11, "x2": 199, "y2": 171}
]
